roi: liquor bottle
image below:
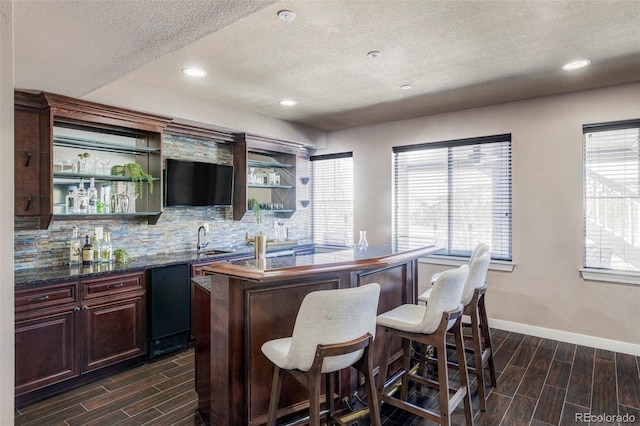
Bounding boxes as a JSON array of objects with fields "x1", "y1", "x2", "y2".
[
  {"x1": 87, "y1": 177, "x2": 98, "y2": 213},
  {"x1": 81, "y1": 235, "x2": 93, "y2": 266},
  {"x1": 65, "y1": 188, "x2": 76, "y2": 214},
  {"x1": 92, "y1": 233, "x2": 101, "y2": 263},
  {"x1": 69, "y1": 226, "x2": 80, "y2": 266},
  {"x1": 76, "y1": 178, "x2": 88, "y2": 214},
  {"x1": 101, "y1": 232, "x2": 113, "y2": 263}
]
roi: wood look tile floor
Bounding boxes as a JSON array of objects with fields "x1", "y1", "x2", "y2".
[{"x1": 14, "y1": 329, "x2": 640, "y2": 426}]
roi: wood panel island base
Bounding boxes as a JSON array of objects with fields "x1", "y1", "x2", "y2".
[{"x1": 192, "y1": 244, "x2": 440, "y2": 426}]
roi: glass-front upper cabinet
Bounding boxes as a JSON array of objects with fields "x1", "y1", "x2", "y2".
[
  {"x1": 14, "y1": 89, "x2": 171, "y2": 228},
  {"x1": 52, "y1": 123, "x2": 162, "y2": 218}
]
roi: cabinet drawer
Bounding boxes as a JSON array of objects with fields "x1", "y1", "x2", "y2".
[
  {"x1": 82, "y1": 271, "x2": 145, "y2": 300},
  {"x1": 15, "y1": 282, "x2": 78, "y2": 313}
]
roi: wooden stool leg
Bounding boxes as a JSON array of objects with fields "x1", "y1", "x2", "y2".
[
  {"x1": 400, "y1": 337, "x2": 411, "y2": 401},
  {"x1": 377, "y1": 331, "x2": 393, "y2": 400},
  {"x1": 267, "y1": 366, "x2": 284, "y2": 426},
  {"x1": 454, "y1": 319, "x2": 474, "y2": 426},
  {"x1": 326, "y1": 371, "x2": 335, "y2": 424},
  {"x1": 479, "y1": 296, "x2": 497, "y2": 386},
  {"x1": 354, "y1": 346, "x2": 381, "y2": 426},
  {"x1": 436, "y1": 338, "x2": 451, "y2": 426},
  {"x1": 470, "y1": 306, "x2": 487, "y2": 412},
  {"x1": 309, "y1": 367, "x2": 321, "y2": 426}
]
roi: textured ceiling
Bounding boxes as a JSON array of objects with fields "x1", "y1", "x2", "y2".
[{"x1": 14, "y1": 0, "x2": 640, "y2": 132}]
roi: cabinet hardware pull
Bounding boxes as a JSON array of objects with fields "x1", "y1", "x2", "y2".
[
  {"x1": 108, "y1": 283, "x2": 125, "y2": 289},
  {"x1": 82, "y1": 305, "x2": 88, "y2": 311},
  {"x1": 25, "y1": 151, "x2": 31, "y2": 167},
  {"x1": 73, "y1": 306, "x2": 80, "y2": 313},
  {"x1": 25, "y1": 196, "x2": 31, "y2": 211},
  {"x1": 28, "y1": 295, "x2": 49, "y2": 303}
]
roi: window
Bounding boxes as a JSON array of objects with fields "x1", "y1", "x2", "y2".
[
  {"x1": 393, "y1": 134, "x2": 512, "y2": 260},
  {"x1": 583, "y1": 119, "x2": 640, "y2": 272},
  {"x1": 311, "y1": 153, "x2": 354, "y2": 246}
]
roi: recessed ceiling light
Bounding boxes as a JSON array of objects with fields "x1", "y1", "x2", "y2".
[
  {"x1": 278, "y1": 10, "x2": 296, "y2": 21},
  {"x1": 279, "y1": 100, "x2": 297, "y2": 106},
  {"x1": 367, "y1": 51, "x2": 382, "y2": 59},
  {"x1": 561, "y1": 59, "x2": 591, "y2": 71},
  {"x1": 182, "y1": 67, "x2": 207, "y2": 77},
  {"x1": 400, "y1": 84, "x2": 413, "y2": 90}
]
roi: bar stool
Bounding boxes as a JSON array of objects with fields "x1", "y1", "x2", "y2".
[
  {"x1": 376, "y1": 265, "x2": 473, "y2": 426},
  {"x1": 428, "y1": 243, "x2": 490, "y2": 285},
  {"x1": 261, "y1": 283, "x2": 381, "y2": 426},
  {"x1": 419, "y1": 251, "x2": 496, "y2": 411}
]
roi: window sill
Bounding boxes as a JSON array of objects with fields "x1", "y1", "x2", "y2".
[
  {"x1": 580, "y1": 268, "x2": 640, "y2": 286},
  {"x1": 419, "y1": 255, "x2": 515, "y2": 272}
]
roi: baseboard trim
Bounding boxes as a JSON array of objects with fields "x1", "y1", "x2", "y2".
[{"x1": 488, "y1": 318, "x2": 640, "y2": 356}]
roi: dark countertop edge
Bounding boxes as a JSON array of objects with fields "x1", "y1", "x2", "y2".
[
  {"x1": 200, "y1": 244, "x2": 439, "y2": 283},
  {"x1": 14, "y1": 242, "x2": 316, "y2": 289}
]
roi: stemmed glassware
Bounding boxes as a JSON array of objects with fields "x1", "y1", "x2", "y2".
[{"x1": 97, "y1": 158, "x2": 111, "y2": 175}]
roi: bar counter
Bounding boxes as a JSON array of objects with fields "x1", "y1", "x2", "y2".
[{"x1": 192, "y1": 243, "x2": 439, "y2": 425}]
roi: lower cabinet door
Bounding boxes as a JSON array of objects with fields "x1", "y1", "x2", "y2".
[
  {"x1": 81, "y1": 294, "x2": 146, "y2": 373},
  {"x1": 15, "y1": 308, "x2": 79, "y2": 395}
]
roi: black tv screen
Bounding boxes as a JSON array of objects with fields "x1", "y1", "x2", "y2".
[{"x1": 165, "y1": 159, "x2": 234, "y2": 206}]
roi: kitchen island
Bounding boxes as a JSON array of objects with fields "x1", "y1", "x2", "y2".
[{"x1": 192, "y1": 243, "x2": 440, "y2": 426}]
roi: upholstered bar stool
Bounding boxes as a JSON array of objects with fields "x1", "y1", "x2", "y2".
[
  {"x1": 418, "y1": 251, "x2": 496, "y2": 411},
  {"x1": 376, "y1": 265, "x2": 473, "y2": 426},
  {"x1": 428, "y1": 243, "x2": 489, "y2": 286},
  {"x1": 261, "y1": 283, "x2": 381, "y2": 426}
]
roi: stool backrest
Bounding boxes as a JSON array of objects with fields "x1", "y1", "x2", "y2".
[
  {"x1": 287, "y1": 283, "x2": 381, "y2": 373},
  {"x1": 461, "y1": 252, "x2": 491, "y2": 306},
  {"x1": 421, "y1": 265, "x2": 468, "y2": 334},
  {"x1": 470, "y1": 243, "x2": 490, "y2": 264}
]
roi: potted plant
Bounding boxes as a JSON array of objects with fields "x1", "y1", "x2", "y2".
[
  {"x1": 248, "y1": 198, "x2": 262, "y2": 224},
  {"x1": 113, "y1": 248, "x2": 131, "y2": 265},
  {"x1": 111, "y1": 163, "x2": 153, "y2": 198}
]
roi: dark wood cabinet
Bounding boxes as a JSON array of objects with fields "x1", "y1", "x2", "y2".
[
  {"x1": 14, "y1": 89, "x2": 172, "y2": 229},
  {"x1": 15, "y1": 282, "x2": 80, "y2": 396},
  {"x1": 233, "y1": 133, "x2": 307, "y2": 221},
  {"x1": 15, "y1": 271, "x2": 147, "y2": 406},
  {"x1": 80, "y1": 272, "x2": 147, "y2": 373}
]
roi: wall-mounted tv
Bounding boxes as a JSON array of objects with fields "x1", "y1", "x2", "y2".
[{"x1": 165, "y1": 159, "x2": 234, "y2": 206}]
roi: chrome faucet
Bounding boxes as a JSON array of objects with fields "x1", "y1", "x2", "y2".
[{"x1": 197, "y1": 226, "x2": 209, "y2": 251}]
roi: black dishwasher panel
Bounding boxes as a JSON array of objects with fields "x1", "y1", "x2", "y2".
[{"x1": 148, "y1": 263, "x2": 190, "y2": 359}]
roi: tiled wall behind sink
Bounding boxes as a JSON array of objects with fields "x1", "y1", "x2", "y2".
[{"x1": 14, "y1": 134, "x2": 312, "y2": 270}]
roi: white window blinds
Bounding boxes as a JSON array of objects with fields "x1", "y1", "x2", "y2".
[
  {"x1": 311, "y1": 153, "x2": 354, "y2": 246},
  {"x1": 583, "y1": 119, "x2": 640, "y2": 271},
  {"x1": 393, "y1": 135, "x2": 512, "y2": 260}
]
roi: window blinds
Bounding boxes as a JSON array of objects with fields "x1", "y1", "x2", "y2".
[
  {"x1": 311, "y1": 153, "x2": 354, "y2": 246},
  {"x1": 393, "y1": 135, "x2": 512, "y2": 260},
  {"x1": 583, "y1": 119, "x2": 640, "y2": 271}
]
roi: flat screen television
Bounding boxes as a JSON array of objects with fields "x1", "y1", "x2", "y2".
[{"x1": 165, "y1": 159, "x2": 234, "y2": 206}]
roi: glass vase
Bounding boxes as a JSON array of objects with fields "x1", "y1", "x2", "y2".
[{"x1": 357, "y1": 230, "x2": 368, "y2": 250}]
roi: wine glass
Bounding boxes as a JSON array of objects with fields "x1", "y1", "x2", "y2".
[{"x1": 98, "y1": 158, "x2": 111, "y2": 175}]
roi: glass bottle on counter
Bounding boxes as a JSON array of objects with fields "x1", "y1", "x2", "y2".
[
  {"x1": 100, "y1": 232, "x2": 113, "y2": 263},
  {"x1": 87, "y1": 177, "x2": 98, "y2": 213},
  {"x1": 76, "y1": 178, "x2": 88, "y2": 214},
  {"x1": 81, "y1": 235, "x2": 93, "y2": 266},
  {"x1": 92, "y1": 233, "x2": 101, "y2": 263},
  {"x1": 65, "y1": 188, "x2": 76, "y2": 214},
  {"x1": 69, "y1": 226, "x2": 80, "y2": 266}
]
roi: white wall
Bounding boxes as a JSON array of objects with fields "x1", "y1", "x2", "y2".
[
  {"x1": 326, "y1": 83, "x2": 640, "y2": 350},
  {"x1": 85, "y1": 80, "x2": 328, "y2": 149},
  {"x1": 1, "y1": 1, "x2": 15, "y2": 423}
]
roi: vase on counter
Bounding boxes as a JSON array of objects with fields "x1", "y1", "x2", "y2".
[{"x1": 357, "y1": 230, "x2": 368, "y2": 250}]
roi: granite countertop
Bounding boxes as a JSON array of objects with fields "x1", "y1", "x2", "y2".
[
  {"x1": 14, "y1": 242, "x2": 314, "y2": 288},
  {"x1": 197, "y1": 243, "x2": 440, "y2": 282}
]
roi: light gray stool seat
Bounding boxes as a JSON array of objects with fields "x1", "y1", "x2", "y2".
[
  {"x1": 376, "y1": 265, "x2": 473, "y2": 426},
  {"x1": 261, "y1": 283, "x2": 381, "y2": 426}
]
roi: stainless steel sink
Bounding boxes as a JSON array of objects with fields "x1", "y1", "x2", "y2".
[{"x1": 201, "y1": 249, "x2": 232, "y2": 256}]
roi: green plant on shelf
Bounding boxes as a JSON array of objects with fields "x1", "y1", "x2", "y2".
[
  {"x1": 111, "y1": 163, "x2": 153, "y2": 197},
  {"x1": 248, "y1": 198, "x2": 262, "y2": 224}
]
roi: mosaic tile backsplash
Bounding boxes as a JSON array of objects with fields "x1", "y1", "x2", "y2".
[{"x1": 14, "y1": 134, "x2": 312, "y2": 270}]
